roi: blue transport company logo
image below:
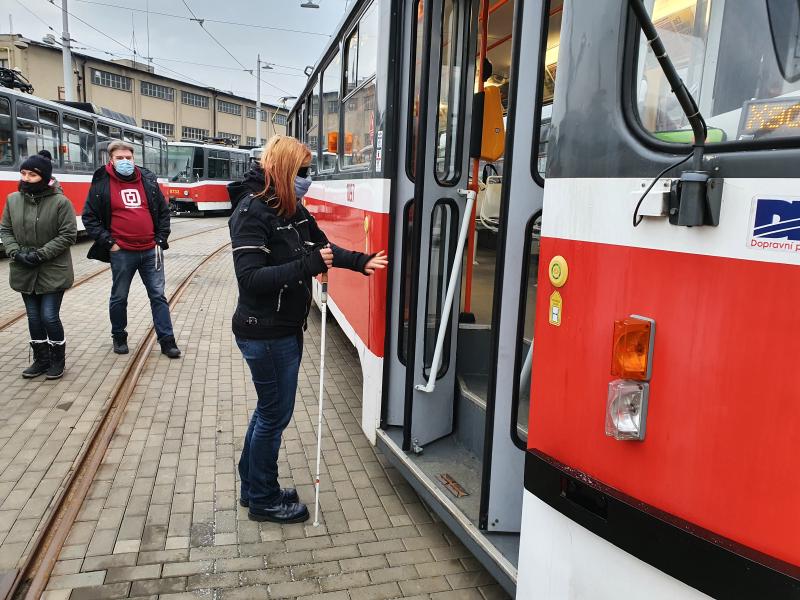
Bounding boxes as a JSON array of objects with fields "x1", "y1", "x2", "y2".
[{"x1": 749, "y1": 197, "x2": 800, "y2": 253}]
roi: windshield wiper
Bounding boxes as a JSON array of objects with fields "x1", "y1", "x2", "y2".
[{"x1": 629, "y1": 0, "x2": 722, "y2": 228}]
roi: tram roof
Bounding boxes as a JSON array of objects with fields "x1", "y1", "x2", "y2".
[
  {"x1": 0, "y1": 86, "x2": 167, "y2": 141},
  {"x1": 169, "y1": 141, "x2": 251, "y2": 154}
]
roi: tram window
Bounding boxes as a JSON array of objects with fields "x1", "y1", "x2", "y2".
[
  {"x1": 97, "y1": 122, "x2": 122, "y2": 164},
  {"x1": 320, "y1": 51, "x2": 341, "y2": 172},
  {"x1": 407, "y1": 0, "x2": 424, "y2": 179},
  {"x1": 15, "y1": 102, "x2": 59, "y2": 165},
  {"x1": 636, "y1": 0, "x2": 800, "y2": 144},
  {"x1": 208, "y1": 150, "x2": 231, "y2": 179},
  {"x1": 0, "y1": 98, "x2": 13, "y2": 166},
  {"x1": 341, "y1": 2, "x2": 377, "y2": 170},
  {"x1": 231, "y1": 153, "x2": 247, "y2": 180},
  {"x1": 398, "y1": 201, "x2": 414, "y2": 365},
  {"x1": 435, "y1": 0, "x2": 465, "y2": 184},
  {"x1": 531, "y1": 4, "x2": 561, "y2": 182},
  {"x1": 511, "y1": 215, "x2": 542, "y2": 447},
  {"x1": 62, "y1": 114, "x2": 95, "y2": 172},
  {"x1": 143, "y1": 135, "x2": 162, "y2": 175},
  {"x1": 306, "y1": 82, "x2": 320, "y2": 173},
  {"x1": 342, "y1": 83, "x2": 376, "y2": 169},
  {"x1": 423, "y1": 201, "x2": 457, "y2": 378}
]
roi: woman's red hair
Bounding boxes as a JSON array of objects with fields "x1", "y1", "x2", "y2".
[{"x1": 258, "y1": 135, "x2": 311, "y2": 217}]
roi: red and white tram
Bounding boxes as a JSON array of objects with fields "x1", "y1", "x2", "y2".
[
  {"x1": 0, "y1": 86, "x2": 167, "y2": 246},
  {"x1": 288, "y1": 0, "x2": 800, "y2": 597},
  {"x1": 163, "y1": 142, "x2": 250, "y2": 215}
]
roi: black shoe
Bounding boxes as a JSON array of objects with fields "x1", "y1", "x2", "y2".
[
  {"x1": 22, "y1": 341, "x2": 50, "y2": 378},
  {"x1": 112, "y1": 333, "x2": 129, "y2": 354},
  {"x1": 159, "y1": 335, "x2": 181, "y2": 359},
  {"x1": 248, "y1": 501, "x2": 309, "y2": 524},
  {"x1": 46, "y1": 341, "x2": 66, "y2": 380},
  {"x1": 240, "y1": 488, "x2": 299, "y2": 508}
]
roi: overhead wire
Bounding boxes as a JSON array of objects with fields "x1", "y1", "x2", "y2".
[
  {"x1": 72, "y1": 0, "x2": 332, "y2": 37},
  {"x1": 35, "y1": 0, "x2": 270, "y2": 95},
  {"x1": 177, "y1": 0, "x2": 297, "y2": 97}
]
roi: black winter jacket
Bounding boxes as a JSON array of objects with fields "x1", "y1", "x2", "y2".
[
  {"x1": 81, "y1": 166, "x2": 171, "y2": 262},
  {"x1": 228, "y1": 168, "x2": 373, "y2": 339}
]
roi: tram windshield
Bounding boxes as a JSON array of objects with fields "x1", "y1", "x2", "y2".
[
  {"x1": 167, "y1": 145, "x2": 198, "y2": 182},
  {"x1": 637, "y1": 0, "x2": 800, "y2": 143}
]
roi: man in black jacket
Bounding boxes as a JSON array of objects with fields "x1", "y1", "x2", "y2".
[{"x1": 82, "y1": 140, "x2": 180, "y2": 358}]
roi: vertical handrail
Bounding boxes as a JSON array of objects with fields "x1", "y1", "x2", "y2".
[{"x1": 416, "y1": 189, "x2": 476, "y2": 393}]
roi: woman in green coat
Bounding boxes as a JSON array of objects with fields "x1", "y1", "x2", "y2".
[{"x1": 0, "y1": 151, "x2": 77, "y2": 379}]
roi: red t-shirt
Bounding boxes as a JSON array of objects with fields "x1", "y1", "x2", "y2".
[{"x1": 107, "y1": 164, "x2": 155, "y2": 251}]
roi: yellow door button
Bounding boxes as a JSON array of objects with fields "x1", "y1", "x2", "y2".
[{"x1": 548, "y1": 255, "x2": 569, "y2": 288}]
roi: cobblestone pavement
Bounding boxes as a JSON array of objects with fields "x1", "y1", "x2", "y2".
[
  {"x1": 0, "y1": 217, "x2": 228, "y2": 325},
  {"x1": 36, "y1": 246, "x2": 510, "y2": 599},
  {"x1": 0, "y1": 221, "x2": 231, "y2": 571}
]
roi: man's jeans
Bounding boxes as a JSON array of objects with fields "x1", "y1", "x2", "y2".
[
  {"x1": 236, "y1": 334, "x2": 303, "y2": 508},
  {"x1": 22, "y1": 291, "x2": 65, "y2": 341},
  {"x1": 109, "y1": 248, "x2": 174, "y2": 340}
]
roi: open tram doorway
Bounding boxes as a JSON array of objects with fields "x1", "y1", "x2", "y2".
[{"x1": 378, "y1": 0, "x2": 562, "y2": 594}]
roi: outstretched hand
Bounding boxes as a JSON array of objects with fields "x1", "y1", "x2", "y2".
[{"x1": 364, "y1": 250, "x2": 388, "y2": 275}]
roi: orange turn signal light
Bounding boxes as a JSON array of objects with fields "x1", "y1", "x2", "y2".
[{"x1": 611, "y1": 316, "x2": 655, "y2": 381}]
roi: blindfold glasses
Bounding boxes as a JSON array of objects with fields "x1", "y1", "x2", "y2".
[{"x1": 297, "y1": 166, "x2": 310, "y2": 178}]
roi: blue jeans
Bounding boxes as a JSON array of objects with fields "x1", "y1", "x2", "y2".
[
  {"x1": 236, "y1": 334, "x2": 303, "y2": 508},
  {"x1": 109, "y1": 248, "x2": 174, "y2": 340},
  {"x1": 22, "y1": 291, "x2": 65, "y2": 341}
]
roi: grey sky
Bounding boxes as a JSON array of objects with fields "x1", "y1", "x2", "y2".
[{"x1": 5, "y1": 0, "x2": 354, "y2": 107}]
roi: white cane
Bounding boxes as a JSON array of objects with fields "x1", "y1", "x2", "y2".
[{"x1": 312, "y1": 272, "x2": 328, "y2": 527}]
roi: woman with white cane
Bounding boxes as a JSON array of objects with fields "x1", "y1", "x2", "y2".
[{"x1": 228, "y1": 136, "x2": 387, "y2": 524}]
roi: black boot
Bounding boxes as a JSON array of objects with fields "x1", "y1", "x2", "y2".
[
  {"x1": 46, "y1": 341, "x2": 66, "y2": 380},
  {"x1": 112, "y1": 333, "x2": 129, "y2": 354},
  {"x1": 22, "y1": 340, "x2": 50, "y2": 378},
  {"x1": 159, "y1": 335, "x2": 181, "y2": 359}
]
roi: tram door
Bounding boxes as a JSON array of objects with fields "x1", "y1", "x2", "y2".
[{"x1": 391, "y1": 0, "x2": 477, "y2": 450}]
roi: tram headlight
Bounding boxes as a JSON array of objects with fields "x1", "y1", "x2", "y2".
[
  {"x1": 607, "y1": 315, "x2": 654, "y2": 441},
  {"x1": 606, "y1": 380, "x2": 649, "y2": 441},
  {"x1": 183, "y1": 190, "x2": 189, "y2": 197}
]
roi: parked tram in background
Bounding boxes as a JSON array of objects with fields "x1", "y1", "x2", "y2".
[
  {"x1": 0, "y1": 86, "x2": 167, "y2": 248},
  {"x1": 163, "y1": 142, "x2": 249, "y2": 215},
  {"x1": 289, "y1": 0, "x2": 799, "y2": 598}
]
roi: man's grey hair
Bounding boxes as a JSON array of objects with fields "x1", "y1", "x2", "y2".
[{"x1": 107, "y1": 140, "x2": 135, "y2": 158}]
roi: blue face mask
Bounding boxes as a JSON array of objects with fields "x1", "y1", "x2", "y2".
[
  {"x1": 294, "y1": 175, "x2": 312, "y2": 199},
  {"x1": 113, "y1": 159, "x2": 135, "y2": 177}
]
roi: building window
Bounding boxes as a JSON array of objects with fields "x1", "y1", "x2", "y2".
[
  {"x1": 181, "y1": 91, "x2": 209, "y2": 108},
  {"x1": 218, "y1": 131, "x2": 241, "y2": 143},
  {"x1": 246, "y1": 107, "x2": 267, "y2": 120},
  {"x1": 247, "y1": 136, "x2": 257, "y2": 145},
  {"x1": 142, "y1": 119, "x2": 174, "y2": 137},
  {"x1": 217, "y1": 100, "x2": 242, "y2": 115},
  {"x1": 141, "y1": 81, "x2": 174, "y2": 101},
  {"x1": 91, "y1": 68, "x2": 132, "y2": 91},
  {"x1": 274, "y1": 114, "x2": 287, "y2": 126},
  {"x1": 182, "y1": 126, "x2": 209, "y2": 141}
]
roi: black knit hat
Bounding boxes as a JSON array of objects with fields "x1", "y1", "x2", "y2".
[{"x1": 20, "y1": 152, "x2": 53, "y2": 182}]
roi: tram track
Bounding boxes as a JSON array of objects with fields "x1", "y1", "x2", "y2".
[
  {"x1": 0, "y1": 238, "x2": 231, "y2": 600},
  {"x1": 0, "y1": 223, "x2": 228, "y2": 332}
]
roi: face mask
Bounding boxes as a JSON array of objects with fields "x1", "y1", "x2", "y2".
[
  {"x1": 294, "y1": 175, "x2": 312, "y2": 199},
  {"x1": 113, "y1": 159, "x2": 135, "y2": 177}
]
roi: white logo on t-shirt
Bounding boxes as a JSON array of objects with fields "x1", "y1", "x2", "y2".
[{"x1": 121, "y1": 189, "x2": 142, "y2": 208}]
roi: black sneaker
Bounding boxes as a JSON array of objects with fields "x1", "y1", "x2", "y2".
[
  {"x1": 248, "y1": 501, "x2": 309, "y2": 524},
  {"x1": 112, "y1": 333, "x2": 129, "y2": 354},
  {"x1": 159, "y1": 336, "x2": 181, "y2": 359},
  {"x1": 240, "y1": 488, "x2": 299, "y2": 508}
]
